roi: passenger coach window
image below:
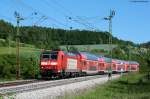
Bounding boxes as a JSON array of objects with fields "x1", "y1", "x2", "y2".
[{"x1": 84, "y1": 61, "x2": 86, "y2": 65}]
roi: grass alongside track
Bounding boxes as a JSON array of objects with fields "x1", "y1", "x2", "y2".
[
  {"x1": 68, "y1": 72, "x2": 150, "y2": 99},
  {"x1": 0, "y1": 47, "x2": 40, "y2": 54},
  {"x1": 60, "y1": 44, "x2": 117, "y2": 51},
  {"x1": 0, "y1": 78, "x2": 17, "y2": 82},
  {"x1": 0, "y1": 47, "x2": 41, "y2": 59}
]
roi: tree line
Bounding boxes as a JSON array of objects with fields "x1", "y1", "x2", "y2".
[{"x1": 0, "y1": 20, "x2": 135, "y2": 49}]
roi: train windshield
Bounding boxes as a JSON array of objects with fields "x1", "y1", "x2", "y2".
[{"x1": 42, "y1": 51, "x2": 58, "y2": 60}]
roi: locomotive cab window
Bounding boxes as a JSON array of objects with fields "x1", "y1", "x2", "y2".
[
  {"x1": 51, "y1": 54, "x2": 58, "y2": 60},
  {"x1": 50, "y1": 51, "x2": 58, "y2": 60},
  {"x1": 42, "y1": 54, "x2": 50, "y2": 60},
  {"x1": 42, "y1": 52, "x2": 58, "y2": 60}
]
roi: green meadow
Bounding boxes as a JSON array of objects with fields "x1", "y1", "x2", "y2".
[{"x1": 66, "y1": 72, "x2": 150, "y2": 99}]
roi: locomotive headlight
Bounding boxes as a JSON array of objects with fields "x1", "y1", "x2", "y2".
[
  {"x1": 50, "y1": 62, "x2": 58, "y2": 65},
  {"x1": 41, "y1": 62, "x2": 48, "y2": 65},
  {"x1": 41, "y1": 66, "x2": 44, "y2": 69},
  {"x1": 47, "y1": 62, "x2": 51, "y2": 65}
]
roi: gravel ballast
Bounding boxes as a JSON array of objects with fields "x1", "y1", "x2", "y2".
[{"x1": 3, "y1": 75, "x2": 120, "y2": 99}]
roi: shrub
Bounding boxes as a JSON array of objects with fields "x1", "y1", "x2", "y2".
[{"x1": 0, "y1": 54, "x2": 39, "y2": 79}]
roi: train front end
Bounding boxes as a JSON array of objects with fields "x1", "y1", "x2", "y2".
[{"x1": 40, "y1": 51, "x2": 63, "y2": 78}]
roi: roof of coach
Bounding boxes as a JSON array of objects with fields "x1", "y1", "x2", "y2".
[
  {"x1": 116, "y1": 60, "x2": 125, "y2": 64},
  {"x1": 129, "y1": 61, "x2": 139, "y2": 65},
  {"x1": 79, "y1": 52, "x2": 99, "y2": 61},
  {"x1": 64, "y1": 51, "x2": 80, "y2": 57},
  {"x1": 94, "y1": 54, "x2": 104, "y2": 58},
  {"x1": 104, "y1": 57, "x2": 112, "y2": 63}
]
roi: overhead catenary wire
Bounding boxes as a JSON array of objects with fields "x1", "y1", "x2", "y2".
[
  {"x1": 50, "y1": 0, "x2": 74, "y2": 16},
  {"x1": 44, "y1": 0, "x2": 100, "y2": 31},
  {"x1": 52, "y1": 0, "x2": 100, "y2": 30},
  {"x1": 3, "y1": 0, "x2": 101, "y2": 31},
  {"x1": 3, "y1": 0, "x2": 103, "y2": 31},
  {"x1": 13, "y1": 0, "x2": 69, "y2": 28},
  {"x1": 75, "y1": 16, "x2": 100, "y2": 31},
  {"x1": 42, "y1": 0, "x2": 69, "y2": 17},
  {"x1": 6, "y1": 0, "x2": 99, "y2": 31},
  {"x1": 33, "y1": 16, "x2": 48, "y2": 26}
]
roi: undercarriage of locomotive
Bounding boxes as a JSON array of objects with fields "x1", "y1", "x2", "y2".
[{"x1": 40, "y1": 69, "x2": 86, "y2": 79}]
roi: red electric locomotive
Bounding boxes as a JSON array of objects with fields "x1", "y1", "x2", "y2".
[{"x1": 40, "y1": 50, "x2": 81, "y2": 78}]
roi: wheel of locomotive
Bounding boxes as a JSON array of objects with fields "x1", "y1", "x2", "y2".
[
  {"x1": 59, "y1": 71, "x2": 66, "y2": 79},
  {"x1": 71, "y1": 72, "x2": 76, "y2": 78},
  {"x1": 76, "y1": 72, "x2": 80, "y2": 77}
]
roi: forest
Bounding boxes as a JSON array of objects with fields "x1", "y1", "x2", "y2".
[{"x1": 0, "y1": 20, "x2": 135, "y2": 49}]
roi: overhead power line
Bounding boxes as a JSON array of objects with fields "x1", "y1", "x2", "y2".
[
  {"x1": 13, "y1": 0, "x2": 68, "y2": 28},
  {"x1": 42, "y1": 0, "x2": 69, "y2": 17},
  {"x1": 46, "y1": 0, "x2": 100, "y2": 30},
  {"x1": 50, "y1": 0, "x2": 73, "y2": 16},
  {"x1": 12, "y1": 0, "x2": 100, "y2": 30},
  {"x1": 33, "y1": 16, "x2": 48, "y2": 26}
]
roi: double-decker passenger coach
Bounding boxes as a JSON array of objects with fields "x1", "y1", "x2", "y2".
[
  {"x1": 79, "y1": 52, "x2": 99, "y2": 75},
  {"x1": 129, "y1": 61, "x2": 139, "y2": 71}
]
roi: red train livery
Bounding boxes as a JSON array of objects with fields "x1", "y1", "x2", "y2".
[{"x1": 40, "y1": 50, "x2": 139, "y2": 78}]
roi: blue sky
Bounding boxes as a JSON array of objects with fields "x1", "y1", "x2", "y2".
[{"x1": 0, "y1": 0, "x2": 150, "y2": 43}]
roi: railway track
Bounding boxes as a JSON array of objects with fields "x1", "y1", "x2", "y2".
[
  {"x1": 0, "y1": 74, "x2": 112, "y2": 95},
  {"x1": 0, "y1": 79, "x2": 39, "y2": 88}
]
